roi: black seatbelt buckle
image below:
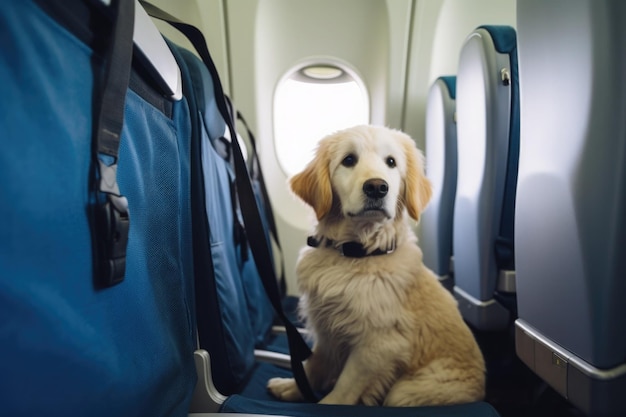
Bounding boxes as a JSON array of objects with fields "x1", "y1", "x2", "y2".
[{"x1": 95, "y1": 193, "x2": 130, "y2": 288}]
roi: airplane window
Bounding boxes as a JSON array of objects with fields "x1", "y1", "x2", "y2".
[{"x1": 274, "y1": 64, "x2": 369, "y2": 176}]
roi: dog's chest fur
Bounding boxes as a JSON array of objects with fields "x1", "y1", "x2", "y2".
[{"x1": 296, "y1": 242, "x2": 421, "y2": 344}]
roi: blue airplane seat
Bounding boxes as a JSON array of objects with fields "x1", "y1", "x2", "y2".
[
  {"x1": 422, "y1": 76, "x2": 458, "y2": 292},
  {"x1": 0, "y1": 1, "x2": 198, "y2": 415},
  {"x1": 452, "y1": 25, "x2": 520, "y2": 331},
  {"x1": 514, "y1": 1, "x2": 626, "y2": 415}
]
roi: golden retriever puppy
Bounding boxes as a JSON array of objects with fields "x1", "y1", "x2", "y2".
[{"x1": 267, "y1": 125, "x2": 485, "y2": 406}]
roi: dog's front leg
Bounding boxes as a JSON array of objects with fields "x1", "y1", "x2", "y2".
[
  {"x1": 267, "y1": 343, "x2": 334, "y2": 402},
  {"x1": 319, "y1": 335, "x2": 407, "y2": 406}
]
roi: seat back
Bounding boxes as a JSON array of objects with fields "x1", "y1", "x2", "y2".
[
  {"x1": 453, "y1": 25, "x2": 520, "y2": 331},
  {"x1": 514, "y1": 1, "x2": 626, "y2": 415},
  {"x1": 422, "y1": 76, "x2": 458, "y2": 291},
  {"x1": 169, "y1": 41, "x2": 276, "y2": 396},
  {"x1": 0, "y1": 1, "x2": 197, "y2": 415}
]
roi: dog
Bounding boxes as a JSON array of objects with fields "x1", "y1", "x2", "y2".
[{"x1": 267, "y1": 125, "x2": 485, "y2": 406}]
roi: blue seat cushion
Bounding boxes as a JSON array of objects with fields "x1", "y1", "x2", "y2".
[{"x1": 222, "y1": 363, "x2": 500, "y2": 416}]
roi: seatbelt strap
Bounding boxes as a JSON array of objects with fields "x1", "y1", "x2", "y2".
[
  {"x1": 235, "y1": 109, "x2": 287, "y2": 295},
  {"x1": 91, "y1": 0, "x2": 134, "y2": 288},
  {"x1": 140, "y1": 1, "x2": 318, "y2": 402},
  {"x1": 222, "y1": 97, "x2": 250, "y2": 263}
]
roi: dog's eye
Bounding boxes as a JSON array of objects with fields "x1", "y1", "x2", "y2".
[
  {"x1": 341, "y1": 154, "x2": 357, "y2": 167},
  {"x1": 386, "y1": 156, "x2": 396, "y2": 168}
]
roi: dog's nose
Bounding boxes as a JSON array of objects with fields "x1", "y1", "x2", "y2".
[{"x1": 363, "y1": 178, "x2": 388, "y2": 199}]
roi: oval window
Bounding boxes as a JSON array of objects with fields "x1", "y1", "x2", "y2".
[{"x1": 274, "y1": 63, "x2": 369, "y2": 176}]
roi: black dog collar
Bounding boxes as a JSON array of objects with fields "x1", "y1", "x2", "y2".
[{"x1": 307, "y1": 236, "x2": 395, "y2": 258}]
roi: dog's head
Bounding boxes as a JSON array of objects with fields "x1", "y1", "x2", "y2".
[{"x1": 290, "y1": 125, "x2": 432, "y2": 223}]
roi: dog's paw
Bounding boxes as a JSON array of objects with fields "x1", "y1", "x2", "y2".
[{"x1": 267, "y1": 377, "x2": 304, "y2": 402}]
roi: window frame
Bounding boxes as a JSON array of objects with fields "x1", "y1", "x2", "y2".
[{"x1": 272, "y1": 59, "x2": 370, "y2": 177}]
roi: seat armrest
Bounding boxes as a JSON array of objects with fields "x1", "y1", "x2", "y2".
[
  {"x1": 254, "y1": 349, "x2": 292, "y2": 369},
  {"x1": 271, "y1": 325, "x2": 310, "y2": 337},
  {"x1": 189, "y1": 350, "x2": 228, "y2": 413}
]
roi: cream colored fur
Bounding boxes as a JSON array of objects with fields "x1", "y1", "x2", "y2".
[{"x1": 267, "y1": 125, "x2": 485, "y2": 406}]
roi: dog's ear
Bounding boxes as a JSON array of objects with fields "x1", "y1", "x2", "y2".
[
  {"x1": 401, "y1": 134, "x2": 432, "y2": 221},
  {"x1": 289, "y1": 150, "x2": 333, "y2": 221}
]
